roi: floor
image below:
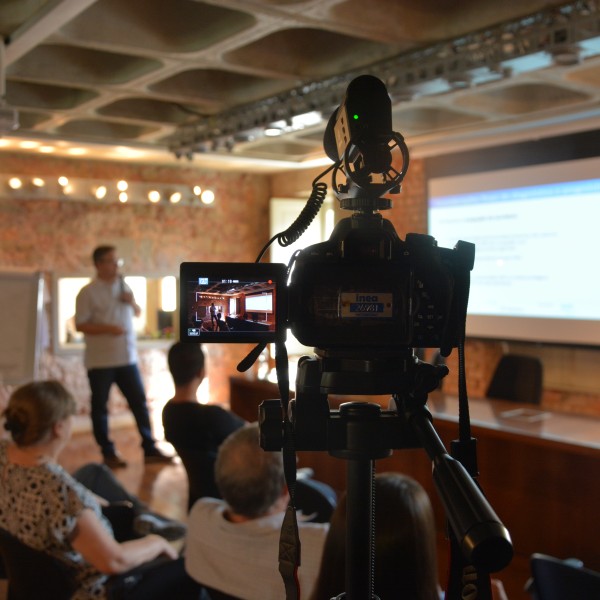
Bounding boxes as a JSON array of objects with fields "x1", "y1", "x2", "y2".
[{"x1": 0, "y1": 424, "x2": 189, "y2": 599}]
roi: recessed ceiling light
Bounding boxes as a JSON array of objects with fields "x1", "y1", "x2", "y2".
[
  {"x1": 58, "y1": 176, "x2": 69, "y2": 187},
  {"x1": 32, "y1": 178, "x2": 45, "y2": 187},
  {"x1": 39, "y1": 146, "x2": 55, "y2": 153},
  {"x1": 19, "y1": 140, "x2": 39, "y2": 149},
  {"x1": 169, "y1": 191, "x2": 182, "y2": 204},
  {"x1": 67, "y1": 147, "x2": 87, "y2": 156},
  {"x1": 95, "y1": 185, "x2": 107, "y2": 200},
  {"x1": 119, "y1": 192, "x2": 128, "y2": 203},
  {"x1": 117, "y1": 180, "x2": 128, "y2": 191},
  {"x1": 8, "y1": 177, "x2": 22, "y2": 189}
]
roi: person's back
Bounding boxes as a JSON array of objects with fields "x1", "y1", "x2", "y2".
[
  {"x1": 185, "y1": 424, "x2": 328, "y2": 599},
  {"x1": 162, "y1": 342, "x2": 245, "y2": 506}
]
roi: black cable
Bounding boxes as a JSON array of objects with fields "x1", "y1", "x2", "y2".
[{"x1": 255, "y1": 161, "x2": 339, "y2": 263}]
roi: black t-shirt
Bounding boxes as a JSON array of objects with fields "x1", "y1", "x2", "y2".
[{"x1": 162, "y1": 401, "x2": 245, "y2": 452}]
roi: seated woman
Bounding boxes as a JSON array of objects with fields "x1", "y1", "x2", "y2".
[
  {"x1": 310, "y1": 472, "x2": 440, "y2": 600},
  {"x1": 310, "y1": 472, "x2": 508, "y2": 600},
  {"x1": 0, "y1": 380, "x2": 200, "y2": 600}
]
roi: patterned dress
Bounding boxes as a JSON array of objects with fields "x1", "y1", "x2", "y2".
[{"x1": 0, "y1": 440, "x2": 113, "y2": 599}]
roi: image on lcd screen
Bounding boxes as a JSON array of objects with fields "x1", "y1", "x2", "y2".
[{"x1": 180, "y1": 263, "x2": 285, "y2": 343}]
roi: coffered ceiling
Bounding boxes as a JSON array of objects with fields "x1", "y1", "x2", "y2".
[{"x1": 3, "y1": 0, "x2": 600, "y2": 170}]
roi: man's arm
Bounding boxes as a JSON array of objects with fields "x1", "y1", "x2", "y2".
[
  {"x1": 76, "y1": 322, "x2": 125, "y2": 335},
  {"x1": 120, "y1": 288, "x2": 141, "y2": 317}
]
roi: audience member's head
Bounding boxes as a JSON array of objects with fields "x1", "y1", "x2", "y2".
[
  {"x1": 310, "y1": 472, "x2": 439, "y2": 600},
  {"x1": 215, "y1": 423, "x2": 285, "y2": 519},
  {"x1": 2, "y1": 380, "x2": 76, "y2": 448},
  {"x1": 168, "y1": 342, "x2": 205, "y2": 387}
]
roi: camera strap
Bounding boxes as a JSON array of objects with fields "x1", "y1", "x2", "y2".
[
  {"x1": 274, "y1": 341, "x2": 302, "y2": 600},
  {"x1": 445, "y1": 272, "x2": 493, "y2": 600}
]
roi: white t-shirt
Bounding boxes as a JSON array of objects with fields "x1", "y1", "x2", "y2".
[
  {"x1": 185, "y1": 498, "x2": 328, "y2": 600},
  {"x1": 75, "y1": 278, "x2": 137, "y2": 369}
]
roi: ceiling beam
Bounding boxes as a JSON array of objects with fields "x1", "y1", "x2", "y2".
[{"x1": 3, "y1": 0, "x2": 99, "y2": 65}]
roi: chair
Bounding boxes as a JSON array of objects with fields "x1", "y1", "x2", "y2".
[
  {"x1": 486, "y1": 354, "x2": 543, "y2": 404},
  {"x1": 295, "y1": 475, "x2": 337, "y2": 523},
  {"x1": 0, "y1": 527, "x2": 77, "y2": 600},
  {"x1": 528, "y1": 553, "x2": 600, "y2": 600}
]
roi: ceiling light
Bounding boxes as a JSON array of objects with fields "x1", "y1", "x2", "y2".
[
  {"x1": 19, "y1": 140, "x2": 39, "y2": 149},
  {"x1": 119, "y1": 192, "x2": 128, "y2": 203},
  {"x1": 117, "y1": 180, "x2": 128, "y2": 192},
  {"x1": 169, "y1": 191, "x2": 182, "y2": 204},
  {"x1": 201, "y1": 190, "x2": 215, "y2": 205},
  {"x1": 148, "y1": 190, "x2": 161, "y2": 203},
  {"x1": 39, "y1": 146, "x2": 55, "y2": 153},
  {"x1": 32, "y1": 177, "x2": 45, "y2": 187},
  {"x1": 291, "y1": 111, "x2": 322, "y2": 128},
  {"x1": 58, "y1": 176, "x2": 69, "y2": 187},
  {"x1": 94, "y1": 185, "x2": 107, "y2": 200},
  {"x1": 193, "y1": 185, "x2": 202, "y2": 196},
  {"x1": 8, "y1": 177, "x2": 22, "y2": 189},
  {"x1": 63, "y1": 184, "x2": 74, "y2": 195},
  {"x1": 264, "y1": 128, "x2": 283, "y2": 137}
]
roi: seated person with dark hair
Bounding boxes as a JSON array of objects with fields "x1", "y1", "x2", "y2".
[
  {"x1": 215, "y1": 312, "x2": 230, "y2": 331},
  {"x1": 162, "y1": 342, "x2": 245, "y2": 508}
]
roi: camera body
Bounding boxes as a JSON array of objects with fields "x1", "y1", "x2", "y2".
[{"x1": 288, "y1": 212, "x2": 474, "y2": 354}]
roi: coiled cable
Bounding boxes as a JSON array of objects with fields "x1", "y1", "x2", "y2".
[{"x1": 255, "y1": 161, "x2": 339, "y2": 262}]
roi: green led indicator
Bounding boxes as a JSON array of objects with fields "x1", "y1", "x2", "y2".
[{"x1": 353, "y1": 114, "x2": 359, "y2": 120}]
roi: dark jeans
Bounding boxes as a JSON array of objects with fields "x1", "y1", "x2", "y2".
[
  {"x1": 73, "y1": 463, "x2": 145, "y2": 512},
  {"x1": 87, "y1": 364, "x2": 156, "y2": 456}
]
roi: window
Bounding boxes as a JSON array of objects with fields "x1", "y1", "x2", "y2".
[{"x1": 53, "y1": 275, "x2": 178, "y2": 352}]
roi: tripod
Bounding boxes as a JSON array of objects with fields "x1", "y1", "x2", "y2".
[{"x1": 261, "y1": 348, "x2": 513, "y2": 600}]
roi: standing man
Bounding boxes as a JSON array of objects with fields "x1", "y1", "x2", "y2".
[
  {"x1": 209, "y1": 302, "x2": 217, "y2": 330},
  {"x1": 75, "y1": 245, "x2": 172, "y2": 468}
]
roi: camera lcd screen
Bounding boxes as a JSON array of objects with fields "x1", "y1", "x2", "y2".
[{"x1": 179, "y1": 262, "x2": 287, "y2": 343}]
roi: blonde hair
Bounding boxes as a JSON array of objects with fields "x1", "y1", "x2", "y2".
[{"x1": 3, "y1": 380, "x2": 76, "y2": 447}]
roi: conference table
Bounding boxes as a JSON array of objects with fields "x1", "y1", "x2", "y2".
[{"x1": 230, "y1": 377, "x2": 600, "y2": 599}]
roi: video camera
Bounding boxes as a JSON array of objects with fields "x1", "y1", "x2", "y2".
[{"x1": 180, "y1": 75, "x2": 474, "y2": 358}]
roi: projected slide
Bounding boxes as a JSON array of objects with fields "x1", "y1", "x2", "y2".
[{"x1": 428, "y1": 157, "x2": 600, "y2": 345}]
